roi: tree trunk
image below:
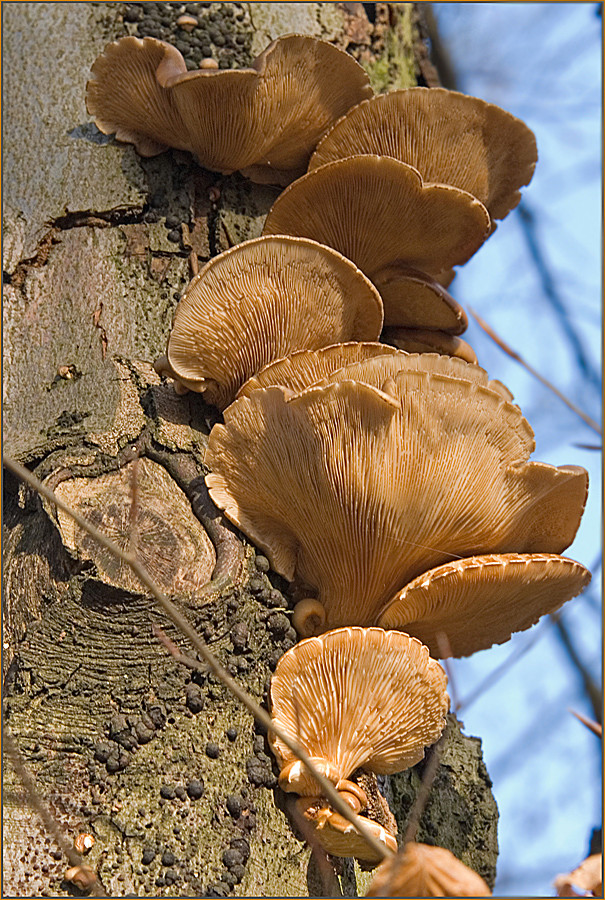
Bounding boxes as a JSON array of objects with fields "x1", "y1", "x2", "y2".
[{"x1": 2, "y1": 3, "x2": 498, "y2": 896}]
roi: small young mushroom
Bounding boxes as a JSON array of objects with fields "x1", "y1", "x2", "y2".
[
  {"x1": 86, "y1": 34, "x2": 372, "y2": 184},
  {"x1": 262, "y1": 157, "x2": 491, "y2": 314},
  {"x1": 269, "y1": 627, "x2": 449, "y2": 794},
  {"x1": 365, "y1": 841, "x2": 492, "y2": 897},
  {"x1": 377, "y1": 552, "x2": 591, "y2": 657},
  {"x1": 291, "y1": 597, "x2": 326, "y2": 638},
  {"x1": 160, "y1": 235, "x2": 383, "y2": 410},
  {"x1": 309, "y1": 87, "x2": 538, "y2": 222},
  {"x1": 205, "y1": 354, "x2": 587, "y2": 627}
]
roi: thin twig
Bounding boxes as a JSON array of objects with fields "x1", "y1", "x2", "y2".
[
  {"x1": 403, "y1": 732, "x2": 446, "y2": 846},
  {"x1": 3, "y1": 730, "x2": 108, "y2": 898},
  {"x1": 457, "y1": 622, "x2": 552, "y2": 712},
  {"x1": 3, "y1": 455, "x2": 392, "y2": 864},
  {"x1": 468, "y1": 305, "x2": 601, "y2": 435},
  {"x1": 152, "y1": 624, "x2": 208, "y2": 674},
  {"x1": 517, "y1": 202, "x2": 600, "y2": 393},
  {"x1": 552, "y1": 612, "x2": 602, "y2": 724},
  {"x1": 435, "y1": 631, "x2": 460, "y2": 712},
  {"x1": 128, "y1": 455, "x2": 139, "y2": 559},
  {"x1": 569, "y1": 708, "x2": 602, "y2": 738}
]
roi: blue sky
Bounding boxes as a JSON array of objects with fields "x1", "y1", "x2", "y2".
[{"x1": 430, "y1": 4, "x2": 601, "y2": 895}]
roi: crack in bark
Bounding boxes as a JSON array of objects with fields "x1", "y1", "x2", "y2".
[
  {"x1": 3, "y1": 205, "x2": 151, "y2": 291},
  {"x1": 140, "y1": 439, "x2": 245, "y2": 590},
  {"x1": 51, "y1": 204, "x2": 147, "y2": 231}
]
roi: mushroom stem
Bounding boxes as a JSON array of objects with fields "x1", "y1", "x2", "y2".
[{"x1": 292, "y1": 597, "x2": 326, "y2": 636}]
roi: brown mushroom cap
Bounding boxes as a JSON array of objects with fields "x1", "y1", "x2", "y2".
[
  {"x1": 371, "y1": 265, "x2": 467, "y2": 332},
  {"x1": 297, "y1": 797, "x2": 398, "y2": 863},
  {"x1": 381, "y1": 328, "x2": 478, "y2": 364},
  {"x1": 205, "y1": 356, "x2": 587, "y2": 626},
  {"x1": 377, "y1": 552, "x2": 591, "y2": 658},
  {"x1": 314, "y1": 351, "x2": 510, "y2": 400},
  {"x1": 262, "y1": 156, "x2": 491, "y2": 280},
  {"x1": 86, "y1": 34, "x2": 372, "y2": 184},
  {"x1": 164, "y1": 236, "x2": 383, "y2": 409},
  {"x1": 309, "y1": 88, "x2": 538, "y2": 221},
  {"x1": 366, "y1": 841, "x2": 492, "y2": 897},
  {"x1": 236, "y1": 341, "x2": 402, "y2": 399},
  {"x1": 269, "y1": 627, "x2": 448, "y2": 785}
]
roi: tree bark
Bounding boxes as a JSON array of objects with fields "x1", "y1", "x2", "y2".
[{"x1": 3, "y1": 3, "x2": 498, "y2": 896}]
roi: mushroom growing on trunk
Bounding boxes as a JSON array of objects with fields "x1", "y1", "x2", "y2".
[
  {"x1": 205, "y1": 353, "x2": 588, "y2": 630},
  {"x1": 86, "y1": 34, "x2": 373, "y2": 184},
  {"x1": 309, "y1": 87, "x2": 538, "y2": 223},
  {"x1": 269, "y1": 627, "x2": 449, "y2": 863},
  {"x1": 155, "y1": 235, "x2": 383, "y2": 409},
  {"x1": 262, "y1": 155, "x2": 490, "y2": 328}
]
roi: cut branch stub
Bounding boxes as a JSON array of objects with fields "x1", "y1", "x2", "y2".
[
  {"x1": 377, "y1": 552, "x2": 591, "y2": 658},
  {"x1": 162, "y1": 236, "x2": 383, "y2": 410},
  {"x1": 51, "y1": 458, "x2": 215, "y2": 597},
  {"x1": 269, "y1": 627, "x2": 448, "y2": 788},
  {"x1": 309, "y1": 87, "x2": 538, "y2": 221},
  {"x1": 86, "y1": 34, "x2": 373, "y2": 184},
  {"x1": 263, "y1": 156, "x2": 491, "y2": 290},
  {"x1": 205, "y1": 354, "x2": 588, "y2": 628}
]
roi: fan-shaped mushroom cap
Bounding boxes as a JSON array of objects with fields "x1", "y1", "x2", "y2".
[
  {"x1": 86, "y1": 34, "x2": 372, "y2": 184},
  {"x1": 377, "y1": 553, "x2": 591, "y2": 658},
  {"x1": 381, "y1": 328, "x2": 478, "y2": 364},
  {"x1": 269, "y1": 627, "x2": 448, "y2": 789},
  {"x1": 314, "y1": 351, "x2": 510, "y2": 400},
  {"x1": 309, "y1": 88, "x2": 537, "y2": 221},
  {"x1": 371, "y1": 266, "x2": 467, "y2": 332},
  {"x1": 236, "y1": 342, "x2": 402, "y2": 399},
  {"x1": 366, "y1": 841, "x2": 492, "y2": 897},
  {"x1": 297, "y1": 797, "x2": 398, "y2": 863},
  {"x1": 164, "y1": 236, "x2": 383, "y2": 410},
  {"x1": 262, "y1": 156, "x2": 491, "y2": 282},
  {"x1": 205, "y1": 355, "x2": 587, "y2": 626}
]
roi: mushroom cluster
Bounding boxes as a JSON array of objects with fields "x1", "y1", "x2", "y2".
[
  {"x1": 269, "y1": 627, "x2": 449, "y2": 862},
  {"x1": 86, "y1": 34, "x2": 372, "y2": 184},
  {"x1": 87, "y1": 29, "x2": 590, "y2": 875}
]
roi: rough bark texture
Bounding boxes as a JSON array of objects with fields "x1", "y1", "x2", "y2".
[{"x1": 3, "y1": 3, "x2": 498, "y2": 896}]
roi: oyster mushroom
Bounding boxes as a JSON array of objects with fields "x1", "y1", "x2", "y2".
[
  {"x1": 86, "y1": 34, "x2": 372, "y2": 184},
  {"x1": 158, "y1": 236, "x2": 383, "y2": 410},
  {"x1": 309, "y1": 87, "x2": 538, "y2": 222},
  {"x1": 365, "y1": 841, "x2": 492, "y2": 897},
  {"x1": 269, "y1": 627, "x2": 448, "y2": 861},
  {"x1": 262, "y1": 156, "x2": 490, "y2": 326},
  {"x1": 269, "y1": 627, "x2": 448, "y2": 788},
  {"x1": 381, "y1": 328, "x2": 478, "y2": 364},
  {"x1": 377, "y1": 552, "x2": 591, "y2": 658},
  {"x1": 371, "y1": 265, "x2": 467, "y2": 333},
  {"x1": 205, "y1": 354, "x2": 587, "y2": 628},
  {"x1": 236, "y1": 341, "x2": 402, "y2": 399}
]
